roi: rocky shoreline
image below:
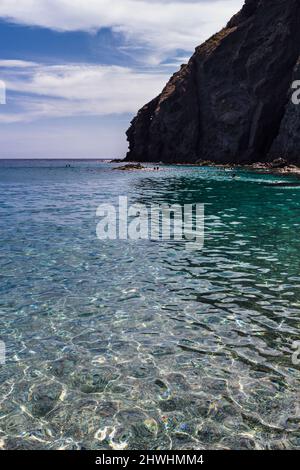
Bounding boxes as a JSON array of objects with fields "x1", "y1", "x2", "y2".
[
  {"x1": 112, "y1": 162, "x2": 161, "y2": 172},
  {"x1": 195, "y1": 157, "x2": 300, "y2": 176},
  {"x1": 116, "y1": 158, "x2": 300, "y2": 177},
  {"x1": 249, "y1": 162, "x2": 300, "y2": 176}
]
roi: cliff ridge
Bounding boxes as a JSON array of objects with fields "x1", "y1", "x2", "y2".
[{"x1": 126, "y1": 0, "x2": 300, "y2": 165}]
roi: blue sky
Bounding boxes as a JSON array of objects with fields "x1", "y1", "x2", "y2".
[{"x1": 0, "y1": 0, "x2": 243, "y2": 158}]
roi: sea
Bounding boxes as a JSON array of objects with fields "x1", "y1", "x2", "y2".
[{"x1": 0, "y1": 159, "x2": 299, "y2": 450}]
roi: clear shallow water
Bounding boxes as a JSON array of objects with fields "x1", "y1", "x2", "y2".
[{"x1": 0, "y1": 159, "x2": 300, "y2": 450}]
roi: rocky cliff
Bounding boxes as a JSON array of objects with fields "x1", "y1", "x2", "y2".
[{"x1": 125, "y1": 0, "x2": 300, "y2": 165}]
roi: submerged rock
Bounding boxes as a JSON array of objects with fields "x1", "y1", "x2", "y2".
[
  {"x1": 29, "y1": 382, "x2": 62, "y2": 417},
  {"x1": 114, "y1": 163, "x2": 145, "y2": 171},
  {"x1": 269, "y1": 158, "x2": 288, "y2": 169},
  {"x1": 126, "y1": 0, "x2": 300, "y2": 165},
  {"x1": 71, "y1": 367, "x2": 119, "y2": 394}
]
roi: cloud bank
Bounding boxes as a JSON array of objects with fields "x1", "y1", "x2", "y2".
[
  {"x1": 0, "y1": 61, "x2": 169, "y2": 122},
  {"x1": 0, "y1": 0, "x2": 244, "y2": 63}
]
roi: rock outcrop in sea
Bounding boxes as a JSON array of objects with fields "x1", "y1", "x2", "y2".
[{"x1": 126, "y1": 0, "x2": 300, "y2": 165}]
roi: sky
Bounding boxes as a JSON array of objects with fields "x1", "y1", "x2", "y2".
[{"x1": 0, "y1": 0, "x2": 244, "y2": 159}]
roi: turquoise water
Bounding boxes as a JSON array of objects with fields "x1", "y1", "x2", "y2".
[{"x1": 0, "y1": 159, "x2": 300, "y2": 450}]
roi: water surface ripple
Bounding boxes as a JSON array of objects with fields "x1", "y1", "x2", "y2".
[{"x1": 0, "y1": 160, "x2": 299, "y2": 450}]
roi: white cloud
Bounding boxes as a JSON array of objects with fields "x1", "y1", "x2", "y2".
[
  {"x1": 0, "y1": 0, "x2": 244, "y2": 63},
  {"x1": 0, "y1": 62, "x2": 169, "y2": 122},
  {"x1": 0, "y1": 60, "x2": 39, "y2": 68},
  {"x1": 0, "y1": 0, "x2": 245, "y2": 122}
]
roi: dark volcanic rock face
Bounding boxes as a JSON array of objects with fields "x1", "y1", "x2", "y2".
[
  {"x1": 269, "y1": 59, "x2": 300, "y2": 165},
  {"x1": 126, "y1": 0, "x2": 300, "y2": 164}
]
